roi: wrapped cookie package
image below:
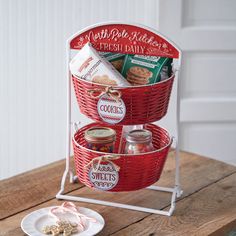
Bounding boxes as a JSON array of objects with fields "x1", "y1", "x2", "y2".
[
  {"x1": 70, "y1": 42, "x2": 173, "y2": 87},
  {"x1": 99, "y1": 52, "x2": 125, "y2": 72},
  {"x1": 69, "y1": 42, "x2": 130, "y2": 87},
  {"x1": 121, "y1": 55, "x2": 173, "y2": 86}
]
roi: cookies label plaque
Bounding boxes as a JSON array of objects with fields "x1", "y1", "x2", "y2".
[
  {"x1": 97, "y1": 94, "x2": 126, "y2": 124},
  {"x1": 89, "y1": 162, "x2": 119, "y2": 191}
]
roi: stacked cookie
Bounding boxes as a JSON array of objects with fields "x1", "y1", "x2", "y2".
[
  {"x1": 126, "y1": 66, "x2": 153, "y2": 86},
  {"x1": 92, "y1": 75, "x2": 118, "y2": 86},
  {"x1": 111, "y1": 59, "x2": 124, "y2": 72}
]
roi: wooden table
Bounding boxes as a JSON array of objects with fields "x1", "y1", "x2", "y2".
[{"x1": 0, "y1": 151, "x2": 236, "y2": 236}]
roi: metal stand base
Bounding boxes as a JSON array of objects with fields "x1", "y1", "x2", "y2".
[
  {"x1": 56, "y1": 153, "x2": 183, "y2": 216},
  {"x1": 57, "y1": 180, "x2": 182, "y2": 217},
  {"x1": 58, "y1": 23, "x2": 183, "y2": 217}
]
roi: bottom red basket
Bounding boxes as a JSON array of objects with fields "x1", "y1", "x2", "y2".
[{"x1": 73, "y1": 123, "x2": 172, "y2": 192}]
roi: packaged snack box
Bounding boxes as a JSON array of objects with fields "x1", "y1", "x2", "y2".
[
  {"x1": 99, "y1": 52, "x2": 125, "y2": 72},
  {"x1": 69, "y1": 43, "x2": 130, "y2": 87},
  {"x1": 121, "y1": 55, "x2": 172, "y2": 86},
  {"x1": 160, "y1": 58, "x2": 173, "y2": 81}
]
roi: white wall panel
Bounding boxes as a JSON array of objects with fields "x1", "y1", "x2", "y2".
[
  {"x1": 159, "y1": 0, "x2": 236, "y2": 51},
  {"x1": 181, "y1": 98, "x2": 236, "y2": 122},
  {"x1": 180, "y1": 122, "x2": 236, "y2": 165},
  {"x1": 159, "y1": 0, "x2": 236, "y2": 165},
  {"x1": 182, "y1": 0, "x2": 236, "y2": 27},
  {"x1": 0, "y1": 0, "x2": 159, "y2": 179},
  {"x1": 181, "y1": 52, "x2": 236, "y2": 98}
]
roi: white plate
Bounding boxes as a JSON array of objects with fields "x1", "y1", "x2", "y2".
[{"x1": 21, "y1": 206, "x2": 105, "y2": 236}]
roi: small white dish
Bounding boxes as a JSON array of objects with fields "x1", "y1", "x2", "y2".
[{"x1": 21, "y1": 206, "x2": 105, "y2": 236}]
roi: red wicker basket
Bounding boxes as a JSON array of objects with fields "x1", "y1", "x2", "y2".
[
  {"x1": 73, "y1": 122, "x2": 172, "y2": 192},
  {"x1": 72, "y1": 74, "x2": 175, "y2": 125}
]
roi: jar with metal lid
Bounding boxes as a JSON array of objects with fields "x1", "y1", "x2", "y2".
[
  {"x1": 84, "y1": 127, "x2": 116, "y2": 153},
  {"x1": 124, "y1": 129, "x2": 155, "y2": 154}
]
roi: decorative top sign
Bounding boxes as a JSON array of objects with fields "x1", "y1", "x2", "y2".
[{"x1": 70, "y1": 24, "x2": 179, "y2": 58}]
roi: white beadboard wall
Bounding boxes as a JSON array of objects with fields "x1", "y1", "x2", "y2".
[
  {"x1": 0, "y1": 0, "x2": 160, "y2": 180},
  {"x1": 1, "y1": 0, "x2": 236, "y2": 180}
]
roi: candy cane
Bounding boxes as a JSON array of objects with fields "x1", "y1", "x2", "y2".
[{"x1": 49, "y1": 202, "x2": 96, "y2": 231}]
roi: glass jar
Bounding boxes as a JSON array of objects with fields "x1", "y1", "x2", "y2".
[
  {"x1": 124, "y1": 129, "x2": 155, "y2": 154},
  {"x1": 84, "y1": 127, "x2": 116, "y2": 153}
]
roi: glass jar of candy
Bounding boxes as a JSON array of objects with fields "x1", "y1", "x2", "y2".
[
  {"x1": 84, "y1": 127, "x2": 116, "y2": 153},
  {"x1": 124, "y1": 129, "x2": 155, "y2": 154}
]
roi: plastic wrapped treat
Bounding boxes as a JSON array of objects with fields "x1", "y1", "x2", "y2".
[{"x1": 70, "y1": 42, "x2": 131, "y2": 87}]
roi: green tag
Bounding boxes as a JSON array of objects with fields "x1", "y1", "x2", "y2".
[
  {"x1": 121, "y1": 55, "x2": 172, "y2": 85},
  {"x1": 99, "y1": 52, "x2": 125, "y2": 72}
]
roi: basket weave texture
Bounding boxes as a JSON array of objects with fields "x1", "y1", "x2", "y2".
[
  {"x1": 72, "y1": 75, "x2": 175, "y2": 125},
  {"x1": 73, "y1": 122, "x2": 172, "y2": 192}
]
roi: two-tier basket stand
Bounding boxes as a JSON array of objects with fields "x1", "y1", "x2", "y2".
[{"x1": 56, "y1": 22, "x2": 183, "y2": 216}]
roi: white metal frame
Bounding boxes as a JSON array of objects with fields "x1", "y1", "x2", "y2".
[{"x1": 56, "y1": 22, "x2": 183, "y2": 216}]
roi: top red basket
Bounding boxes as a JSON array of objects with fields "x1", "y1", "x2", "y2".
[
  {"x1": 72, "y1": 74, "x2": 174, "y2": 125},
  {"x1": 69, "y1": 23, "x2": 180, "y2": 125}
]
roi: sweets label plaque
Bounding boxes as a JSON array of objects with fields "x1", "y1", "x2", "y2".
[
  {"x1": 97, "y1": 94, "x2": 126, "y2": 124},
  {"x1": 89, "y1": 163, "x2": 119, "y2": 191}
]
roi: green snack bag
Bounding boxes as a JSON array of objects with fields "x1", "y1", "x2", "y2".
[
  {"x1": 99, "y1": 52, "x2": 125, "y2": 72},
  {"x1": 121, "y1": 55, "x2": 172, "y2": 85}
]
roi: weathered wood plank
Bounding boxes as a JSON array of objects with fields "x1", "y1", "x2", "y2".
[
  {"x1": 111, "y1": 173, "x2": 236, "y2": 236},
  {"x1": 209, "y1": 219, "x2": 236, "y2": 236},
  {"x1": 0, "y1": 159, "x2": 83, "y2": 220},
  {"x1": 0, "y1": 152, "x2": 235, "y2": 236}
]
